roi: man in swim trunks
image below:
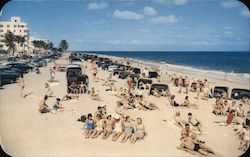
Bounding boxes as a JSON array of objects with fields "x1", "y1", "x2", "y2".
[
  {"x1": 178, "y1": 136, "x2": 208, "y2": 155},
  {"x1": 188, "y1": 112, "x2": 203, "y2": 134},
  {"x1": 181, "y1": 123, "x2": 194, "y2": 140}
]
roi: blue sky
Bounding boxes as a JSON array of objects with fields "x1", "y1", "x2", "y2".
[{"x1": 1, "y1": 0, "x2": 249, "y2": 51}]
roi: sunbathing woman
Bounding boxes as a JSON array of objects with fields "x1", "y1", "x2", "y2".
[
  {"x1": 91, "y1": 114, "x2": 106, "y2": 138},
  {"x1": 120, "y1": 116, "x2": 134, "y2": 143},
  {"x1": 89, "y1": 87, "x2": 102, "y2": 102},
  {"x1": 187, "y1": 112, "x2": 203, "y2": 134},
  {"x1": 181, "y1": 96, "x2": 199, "y2": 109},
  {"x1": 130, "y1": 117, "x2": 147, "y2": 144},
  {"x1": 115, "y1": 101, "x2": 126, "y2": 118},
  {"x1": 112, "y1": 115, "x2": 124, "y2": 141},
  {"x1": 39, "y1": 95, "x2": 50, "y2": 113},
  {"x1": 212, "y1": 100, "x2": 223, "y2": 116},
  {"x1": 102, "y1": 115, "x2": 114, "y2": 139},
  {"x1": 174, "y1": 110, "x2": 184, "y2": 128},
  {"x1": 83, "y1": 113, "x2": 96, "y2": 139},
  {"x1": 62, "y1": 94, "x2": 79, "y2": 101}
]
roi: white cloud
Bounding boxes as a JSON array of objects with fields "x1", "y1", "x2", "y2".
[
  {"x1": 220, "y1": 1, "x2": 240, "y2": 8},
  {"x1": 113, "y1": 10, "x2": 144, "y2": 20},
  {"x1": 153, "y1": 0, "x2": 188, "y2": 5},
  {"x1": 241, "y1": 9, "x2": 249, "y2": 18},
  {"x1": 149, "y1": 15, "x2": 178, "y2": 24},
  {"x1": 143, "y1": 6, "x2": 157, "y2": 16},
  {"x1": 87, "y1": 2, "x2": 108, "y2": 10},
  {"x1": 173, "y1": 0, "x2": 187, "y2": 5}
]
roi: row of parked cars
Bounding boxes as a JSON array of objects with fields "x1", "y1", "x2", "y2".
[
  {"x1": 0, "y1": 52, "x2": 61, "y2": 86},
  {"x1": 68, "y1": 52, "x2": 170, "y2": 95}
]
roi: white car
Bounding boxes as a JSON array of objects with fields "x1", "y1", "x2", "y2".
[{"x1": 108, "y1": 65, "x2": 118, "y2": 72}]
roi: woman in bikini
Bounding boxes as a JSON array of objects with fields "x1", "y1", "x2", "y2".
[
  {"x1": 212, "y1": 100, "x2": 223, "y2": 116},
  {"x1": 130, "y1": 117, "x2": 147, "y2": 144},
  {"x1": 112, "y1": 115, "x2": 124, "y2": 141},
  {"x1": 91, "y1": 114, "x2": 105, "y2": 138},
  {"x1": 120, "y1": 116, "x2": 134, "y2": 143},
  {"x1": 89, "y1": 87, "x2": 102, "y2": 102},
  {"x1": 102, "y1": 115, "x2": 114, "y2": 139},
  {"x1": 83, "y1": 113, "x2": 96, "y2": 139},
  {"x1": 181, "y1": 96, "x2": 199, "y2": 109}
]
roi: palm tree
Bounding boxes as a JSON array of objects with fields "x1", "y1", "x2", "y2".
[
  {"x1": 59, "y1": 40, "x2": 69, "y2": 52},
  {"x1": 1, "y1": 31, "x2": 16, "y2": 56},
  {"x1": 15, "y1": 35, "x2": 26, "y2": 55}
]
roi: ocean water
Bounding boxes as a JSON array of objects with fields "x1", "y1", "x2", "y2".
[{"x1": 84, "y1": 51, "x2": 249, "y2": 74}]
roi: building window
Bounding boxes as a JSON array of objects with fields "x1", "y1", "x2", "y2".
[{"x1": 7, "y1": 25, "x2": 10, "y2": 27}]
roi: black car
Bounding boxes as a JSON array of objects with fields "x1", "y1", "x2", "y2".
[
  {"x1": 0, "y1": 67, "x2": 22, "y2": 75},
  {"x1": 6, "y1": 63, "x2": 33, "y2": 73},
  {"x1": 0, "y1": 72, "x2": 20, "y2": 86}
]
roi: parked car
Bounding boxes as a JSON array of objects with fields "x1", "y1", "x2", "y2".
[
  {"x1": 6, "y1": 63, "x2": 33, "y2": 73},
  {"x1": 0, "y1": 72, "x2": 20, "y2": 86},
  {"x1": 108, "y1": 65, "x2": 118, "y2": 72},
  {"x1": 149, "y1": 83, "x2": 170, "y2": 95}
]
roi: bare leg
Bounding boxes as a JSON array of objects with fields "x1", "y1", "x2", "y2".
[{"x1": 198, "y1": 149, "x2": 208, "y2": 156}]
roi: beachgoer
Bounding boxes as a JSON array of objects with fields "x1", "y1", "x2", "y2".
[
  {"x1": 91, "y1": 114, "x2": 105, "y2": 138},
  {"x1": 181, "y1": 96, "x2": 199, "y2": 109},
  {"x1": 196, "y1": 80, "x2": 201, "y2": 99},
  {"x1": 89, "y1": 87, "x2": 102, "y2": 101},
  {"x1": 187, "y1": 112, "x2": 203, "y2": 134},
  {"x1": 83, "y1": 113, "x2": 96, "y2": 138},
  {"x1": 92, "y1": 66, "x2": 98, "y2": 81},
  {"x1": 18, "y1": 75, "x2": 25, "y2": 98},
  {"x1": 203, "y1": 79, "x2": 209, "y2": 100},
  {"x1": 69, "y1": 82, "x2": 78, "y2": 94},
  {"x1": 112, "y1": 115, "x2": 124, "y2": 141},
  {"x1": 238, "y1": 125, "x2": 250, "y2": 151},
  {"x1": 62, "y1": 94, "x2": 79, "y2": 101},
  {"x1": 45, "y1": 83, "x2": 54, "y2": 97},
  {"x1": 130, "y1": 117, "x2": 147, "y2": 144},
  {"x1": 127, "y1": 75, "x2": 132, "y2": 94},
  {"x1": 181, "y1": 123, "x2": 194, "y2": 140},
  {"x1": 79, "y1": 81, "x2": 86, "y2": 93},
  {"x1": 115, "y1": 101, "x2": 126, "y2": 118},
  {"x1": 178, "y1": 76, "x2": 183, "y2": 93},
  {"x1": 39, "y1": 95, "x2": 50, "y2": 113},
  {"x1": 120, "y1": 116, "x2": 134, "y2": 143},
  {"x1": 174, "y1": 110, "x2": 184, "y2": 128},
  {"x1": 236, "y1": 104, "x2": 245, "y2": 117},
  {"x1": 185, "y1": 76, "x2": 190, "y2": 94},
  {"x1": 168, "y1": 95, "x2": 179, "y2": 107},
  {"x1": 102, "y1": 115, "x2": 114, "y2": 139}
]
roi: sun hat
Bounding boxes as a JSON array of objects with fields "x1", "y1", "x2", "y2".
[{"x1": 100, "y1": 104, "x2": 106, "y2": 107}]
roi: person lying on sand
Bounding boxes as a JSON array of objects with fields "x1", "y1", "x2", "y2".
[
  {"x1": 187, "y1": 112, "x2": 203, "y2": 134},
  {"x1": 112, "y1": 115, "x2": 124, "y2": 141},
  {"x1": 62, "y1": 94, "x2": 79, "y2": 101},
  {"x1": 120, "y1": 116, "x2": 134, "y2": 143},
  {"x1": 91, "y1": 114, "x2": 106, "y2": 138},
  {"x1": 174, "y1": 110, "x2": 184, "y2": 128},
  {"x1": 177, "y1": 135, "x2": 219, "y2": 156},
  {"x1": 51, "y1": 98, "x2": 64, "y2": 113},
  {"x1": 138, "y1": 95, "x2": 159, "y2": 110},
  {"x1": 102, "y1": 115, "x2": 114, "y2": 139},
  {"x1": 134, "y1": 96, "x2": 147, "y2": 111},
  {"x1": 89, "y1": 87, "x2": 103, "y2": 102},
  {"x1": 130, "y1": 117, "x2": 147, "y2": 144},
  {"x1": 180, "y1": 96, "x2": 199, "y2": 109},
  {"x1": 45, "y1": 83, "x2": 54, "y2": 97},
  {"x1": 39, "y1": 95, "x2": 50, "y2": 113},
  {"x1": 83, "y1": 113, "x2": 96, "y2": 139}
]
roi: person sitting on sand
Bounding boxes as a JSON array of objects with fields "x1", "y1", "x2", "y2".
[
  {"x1": 178, "y1": 76, "x2": 183, "y2": 93},
  {"x1": 238, "y1": 125, "x2": 250, "y2": 151},
  {"x1": 152, "y1": 88, "x2": 161, "y2": 97},
  {"x1": 83, "y1": 113, "x2": 96, "y2": 138},
  {"x1": 89, "y1": 87, "x2": 102, "y2": 102},
  {"x1": 39, "y1": 95, "x2": 50, "y2": 113},
  {"x1": 51, "y1": 98, "x2": 64, "y2": 113},
  {"x1": 102, "y1": 115, "x2": 114, "y2": 139},
  {"x1": 181, "y1": 123, "x2": 194, "y2": 140},
  {"x1": 138, "y1": 95, "x2": 159, "y2": 110},
  {"x1": 91, "y1": 114, "x2": 106, "y2": 138},
  {"x1": 120, "y1": 116, "x2": 134, "y2": 143},
  {"x1": 174, "y1": 110, "x2": 184, "y2": 128},
  {"x1": 112, "y1": 115, "x2": 124, "y2": 141},
  {"x1": 236, "y1": 104, "x2": 245, "y2": 118},
  {"x1": 229, "y1": 101, "x2": 237, "y2": 113},
  {"x1": 212, "y1": 100, "x2": 223, "y2": 116},
  {"x1": 134, "y1": 96, "x2": 147, "y2": 111},
  {"x1": 222, "y1": 100, "x2": 230, "y2": 116},
  {"x1": 62, "y1": 94, "x2": 79, "y2": 101},
  {"x1": 94, "y1": 106, "x2": 103, "y2": 119},
  {"x1": 130, "y1": 117, "x2": 147, "y2": 144},
  {"x1": 168, "y1": 95, "x2": 179, "y2": 107},
  {"x1": 187, "y1": 113, "x2": 203, "y2": 134},
  {"x1": 79, "y1": 81, "x2": 87, "y2": 93},
  {"x1": 226, "y1": 110, "x2": 240, "y2": 125},
  {"x1": 115, "y1": 101, "x2": 126, "y2": 118},
  {"x1": 69, "y1": 82, "x2": 78, "y2": 94},
  {"x1": 221, "y1": 91, "x2": 228, "y2": 99},
  {"x1": 180, "y1": 96, "x2": 199, "y2": 109}
]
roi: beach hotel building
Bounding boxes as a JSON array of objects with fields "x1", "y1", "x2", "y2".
[{"x1": 0, "y1": 17, "x2": 29, "y2": 53}]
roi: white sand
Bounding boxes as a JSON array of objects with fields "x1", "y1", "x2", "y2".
[{"x1": 0, "y1": 53, "x2": 249, "y2": 157}]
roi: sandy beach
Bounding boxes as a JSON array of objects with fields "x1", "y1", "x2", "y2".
[{"x1": 0, "y1": 52, "x2": 249, "y2": 157}]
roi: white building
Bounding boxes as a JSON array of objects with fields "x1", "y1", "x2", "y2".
[{"x1": 0, "y1": 17, "x2": 29, "y2": 52}]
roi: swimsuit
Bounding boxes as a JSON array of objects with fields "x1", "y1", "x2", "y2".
[
  {"x1": 114, "y1": 122, "x2": 123, "y2": 132},
  {"x1": 86, "y1": 120, "x2": 94, "y2": 130},
  {"x1": 194, "y1": 122, "x2": 200, "y2": 127},
  {"x1": 194, "y1": 144, "x2": 201, "y2": 151},
  {"x1": 124, "y1": 122, "x2": 133, "y2": 134}
]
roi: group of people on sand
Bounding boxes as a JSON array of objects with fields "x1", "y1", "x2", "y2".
[
  {"x1": 68, "y1": 81, "x2": 87, "y2": 94},
  {"x1": 82, "y1": 105, "x2": 147, "y2": 144}
]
